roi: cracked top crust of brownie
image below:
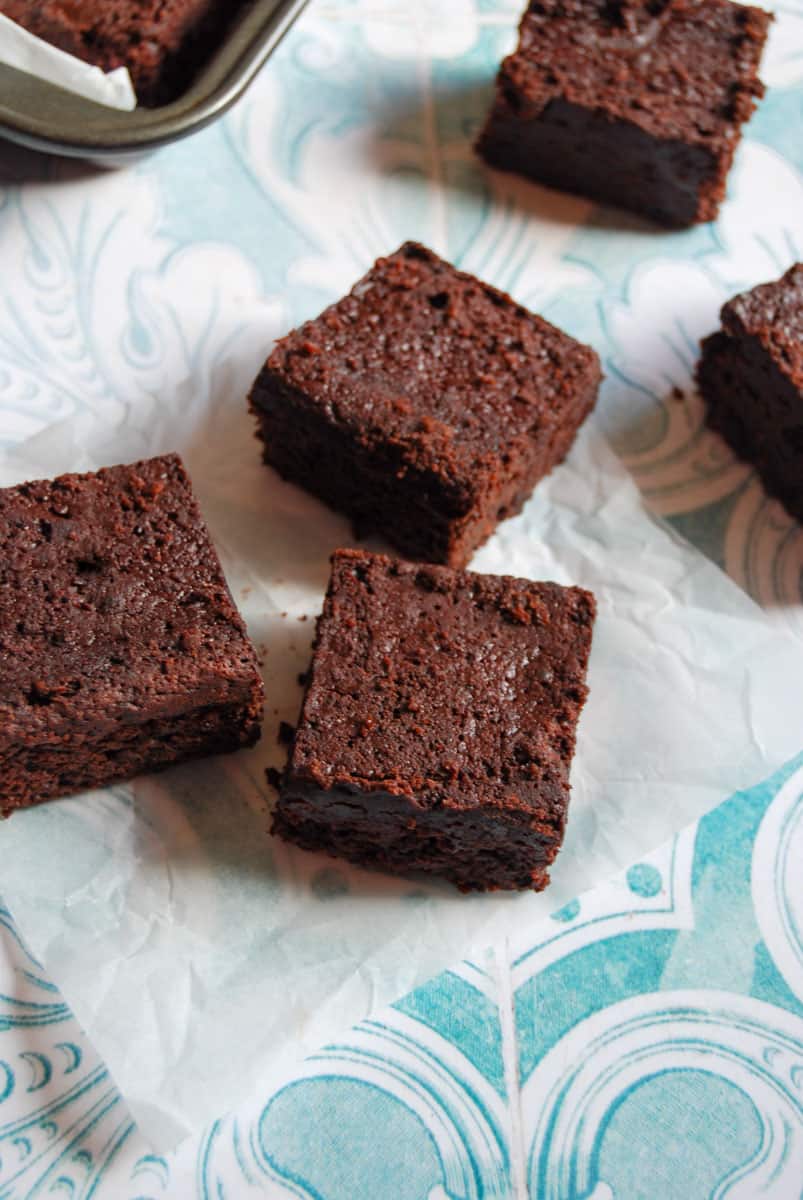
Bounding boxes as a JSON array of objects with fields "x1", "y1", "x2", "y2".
[
  {"x1": 287, "y1": 549, "x2": 596, "y2": 824},
  {"x1": 0, "y1": 453, "x2": 262, "y2": 743}
]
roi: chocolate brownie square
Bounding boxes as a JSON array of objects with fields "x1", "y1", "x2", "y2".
[
  {"x1": 274, "y1": 549, "x2": 596, "y2": 892},
  {"x1": 0, "y1": 0, "x2": 248, "y2": 105},
  {"x1": 0, "y1": 454, "x2": 263, "y2": 815},
  {"x1": 476, "y1": 0, "x2": 771, "y2": 228},
  {"x1": 697, "y1": 264, "x2": 803, "y2": 521},
  {"x1": 249, "y1": 242, "x2": 600, "y2": 567}
]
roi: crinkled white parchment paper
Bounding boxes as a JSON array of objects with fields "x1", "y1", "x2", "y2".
[
  {"x1": 0, "y1": 14, "x2": 136, "y2": 110},
  {"x1": 1, "y1": 404, "x2": 803, "y2": 1149}
]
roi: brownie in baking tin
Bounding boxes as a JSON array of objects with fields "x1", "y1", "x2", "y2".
[
  {"x1": 697, "y1": 264, "x2": 803, "y2": 522},
  {"x1": 476, "y1": 0, "x2": 771, "y2": 227},
  {"x1": 0, "y1": 454, "x2": 263, "y2": 815},
  {"x1": 250, "y1": 242, "x2": 600, "y2": 567},
  {"x1": 274, "y1": 549, "x2": 596, "y2": 892},
  {"x1": 0, "y1": 0, "x2": 248, "y2": 105}
]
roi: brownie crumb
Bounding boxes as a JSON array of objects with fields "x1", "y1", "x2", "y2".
[{"x1": 278, "y1": 721, "x2": 296, "y2": 746}]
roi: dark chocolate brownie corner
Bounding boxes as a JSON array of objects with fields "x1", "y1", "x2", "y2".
[
  {"x1": 697, "y1": 264, "x2": 803, "y2": 522},
  {"x1": 0, "y1": 454, "x2": 264, "y2": 815},
  {"x1": 249, "y1": 242, "x2": 600, "y2": 567},
  {"x1": 273, "y1": 548, "x2": 596, "y2": 892},
  {"x1": 476, "y1": 0, "x2": 771, "y2": 227}
]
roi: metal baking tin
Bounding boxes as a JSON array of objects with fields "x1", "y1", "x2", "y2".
[{"x1": 0, "y1": 0, "x2": 310, "y2": 160}]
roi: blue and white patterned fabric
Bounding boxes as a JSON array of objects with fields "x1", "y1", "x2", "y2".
[
  {"x1": 1, "y1": 757, "x2": 802, "y2": 1197},
  {"x1": 1, "y1": 0, "x2": 803, "y2": 1195}
]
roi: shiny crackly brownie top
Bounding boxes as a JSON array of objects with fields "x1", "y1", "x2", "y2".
[
  {"x1": 500, "y1": 0, "x2": 770, "y2": 146},
  {"x1": 287, "y1": 548, "x2": 596, "y2": 819}
]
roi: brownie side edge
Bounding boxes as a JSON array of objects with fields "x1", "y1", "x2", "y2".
[
  {"x1": 476, "y1": 91, "x2": 718, "y2": 228},
  {"x1": 697, "y1": 329, "x2": 803, "y2": 522},
  {"x1": 251, "y1": 357, "x2": 599, "y2": 567},
  {"x1": 250, "y1": 373, "x2": 475, "y2": 564},
  {"x1": 1, "y1": 696, "x2": 261, "y2": 817},
  {"x1": 273, "y1": 784, "x2": 560, "y2": 892}
]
